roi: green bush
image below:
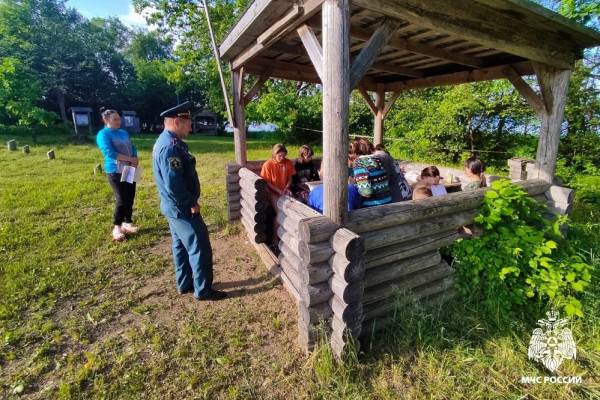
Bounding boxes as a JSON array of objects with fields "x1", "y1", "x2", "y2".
[{"x1": 451, "y1": 179, "x2": 593, "y2": 318}]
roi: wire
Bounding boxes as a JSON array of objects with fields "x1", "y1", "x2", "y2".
[{"x1": 292, "y1": 126, "x2": 515, "y2": 154}]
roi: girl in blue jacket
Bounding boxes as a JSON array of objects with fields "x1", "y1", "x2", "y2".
[{"x1": 96, "y1": 108, "x2": 139, "y2": 241}]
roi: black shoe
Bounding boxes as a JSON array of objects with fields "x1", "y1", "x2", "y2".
[
  {"x1": 178, "y1": 287, "x2": 193, "y2": 295},
  {"x1": 195, "y1": 289, "x2": 227, "y2": 301}
]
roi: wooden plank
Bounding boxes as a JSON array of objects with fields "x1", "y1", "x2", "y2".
[
  {"x1": 230, "y1": 0, "x2": 325, "y2": 70},
  {"x1": 384, "y1": 61, "x2": 534, "y2": 92},
  {"x1": 503, "y1": 65, "x2": 545, "y2": 116},
  {"x1": 220, "y1": 0, "x2": 287, "y2": 59},
  {"x1": 250, "y1": 241, "x2": 281, "y2": 276},
  {"x1": 370, "y1": 62, "x2": 424, "y2": 78},
  {"x1": 297, "y1": 24, "x2": 323, "y2": 79},
  {"x1": 322, "y1": 0, "x2": 350, "y2": 225},
  {"x1": 257, "y1": 4, "x2": 302, "y2": 45},
  {"x1": 351, "y1": 25, "x2": 483, "y2": 68},
  {"x1": 349, "y1": 19, "x2": 400, "y2": 89},
  {"x1": 352, "y1": 0, "x2": 577, "y2": 69}
]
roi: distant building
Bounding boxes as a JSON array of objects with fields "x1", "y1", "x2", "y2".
[
  {"x1": 193, "y1": 110, "x2": 219, "y2": 135},
  {"x1": 122, "y1": 111, "x2": 141, "y2": 134}
]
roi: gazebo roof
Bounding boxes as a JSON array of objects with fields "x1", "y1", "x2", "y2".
[{"x1": 220, "y1": 0, "x2": 600, "y2": 91}]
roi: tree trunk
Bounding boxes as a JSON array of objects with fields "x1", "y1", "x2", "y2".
[{"x1": 55, "y1": 89, "x2": 68, "y2": 123}]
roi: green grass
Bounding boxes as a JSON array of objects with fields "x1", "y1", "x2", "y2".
[{"x1": 0, "y1": 132, "x2": 599, "y2": 399}]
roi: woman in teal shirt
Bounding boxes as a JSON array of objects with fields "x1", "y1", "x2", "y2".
[{"x1": 96, "y1": 108, "x2": 139, "y2": 241}]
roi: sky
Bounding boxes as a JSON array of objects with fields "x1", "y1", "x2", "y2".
[{"x1": 66, "y1": 0, "x2": 150, "y2": 28}]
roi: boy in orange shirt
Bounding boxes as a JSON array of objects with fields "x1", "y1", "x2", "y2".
[{"x1": 260, "y1": 143, "x2": 295, "y2": 196}]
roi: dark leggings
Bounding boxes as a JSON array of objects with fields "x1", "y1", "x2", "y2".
[{"x1": 107, "y1": 173, "x2": 136, "y2": 225}]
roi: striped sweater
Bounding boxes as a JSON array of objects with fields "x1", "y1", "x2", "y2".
[{"x1": 352, "y1": 155, "x2": 392, "y2": 207}]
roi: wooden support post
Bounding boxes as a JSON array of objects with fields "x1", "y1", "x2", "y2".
[
  {"x1": 231, "y1": 68, "x2": 247, "y2": 165},
  {"x1": 373, "y1": 84, "x2": 385, "y2": 146},
  {"x1": 322, "y1": 0, "x2": 350, "y2": 225},
  {"x1": 532, "y1": 63, "x2": 572, "y2": 182}
]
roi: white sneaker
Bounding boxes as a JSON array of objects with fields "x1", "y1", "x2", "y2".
[
  {"x1": 112, "y1": 225, "x2": 126, "y2": 241},
  {"x1": 121, "y1": 223, "x2": 139, "y2": 235}
]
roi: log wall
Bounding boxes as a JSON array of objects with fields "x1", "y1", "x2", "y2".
[
  {"x1": 276, "y1": 196, "x2": 338, "y2": 352},
  {"x1": 345, "y1": 179, "x2": 551, "y2": 340},
  {"x1": 235, "y1": 166, "x2": 270, "y2": 243},
  {"x1": 230, "y1": 163, "x2": 569, "y2": 358}
]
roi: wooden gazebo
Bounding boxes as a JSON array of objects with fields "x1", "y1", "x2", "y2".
[{"x1": 219, "y1": 0, "x2": 600, "y2": 356}]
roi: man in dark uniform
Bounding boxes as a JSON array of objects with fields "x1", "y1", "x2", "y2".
[{"x1": 152, "y1": 101, "x2": 227, "y2": 301}]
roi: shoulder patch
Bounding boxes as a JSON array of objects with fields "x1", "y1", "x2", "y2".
[{"x1": 168, "y1": 157, "x2": 182, "y2": 170}]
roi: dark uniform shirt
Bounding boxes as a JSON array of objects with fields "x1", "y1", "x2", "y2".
[{"x1": 152, "y1": 130, "x2": 200, "y2": 218}]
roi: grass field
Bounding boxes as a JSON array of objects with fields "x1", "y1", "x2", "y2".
[{"x1": 0, "y1": 132, "x2": 599, "y2": 399}]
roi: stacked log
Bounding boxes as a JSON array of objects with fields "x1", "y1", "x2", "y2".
[
  {"x1": 276, "y1": 196, "x2": 338, "y2": 353},
  {"x1": 238, "y1": 167, "x2": 269, "y2": 243},
  {"x1": 361, "y1": 260, "x2": 455, "y2": 337},
  {"x1": 545, "y1": 185, "x2": 575, "y2": 215},
  {"x1": 328, "y1": 228, "x2": 365, "y2": 358},
  {"x1": 225, "y1": 162, "x2": 242, "y2": 221},
  {"x1": 508, "y1": 158, "x2": 529, "y2": 181}
]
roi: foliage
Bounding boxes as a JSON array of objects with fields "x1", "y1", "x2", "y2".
[
  {"x1": 0, "y1": 57, "x2": 57, "y2": 126},
  {"x1": 0, "y1": 0, "x2": 181, "y2": 129},
  {"x1": 451, "y1": 179, "x2": 593, "y2": 318},
  {"x1": 246, "y1": 80, "x2": 322, "y2": 143}
]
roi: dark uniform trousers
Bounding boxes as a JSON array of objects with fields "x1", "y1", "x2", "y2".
[
  {"x1": 153, "y1": 129, "x2": 214, "y2": 298},
  {"x1": 167, "y1": 214, "x2": 213, "y2": 294}
]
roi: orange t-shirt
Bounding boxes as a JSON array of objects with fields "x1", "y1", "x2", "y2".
[{"x1": 260, "y1": 158, "x2": 295, "y2": 191}]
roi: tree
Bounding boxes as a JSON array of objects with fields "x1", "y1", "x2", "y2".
[{"x1": 0, "y1": 57, "x2": 56, "y2": 126}]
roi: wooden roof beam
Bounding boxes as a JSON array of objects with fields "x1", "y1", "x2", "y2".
[
  {"x1": 352, "y1": 0, "x2": 576, "y2": 69},
  {"x1": 231, "y1": 0, "x2": 325, "y2": 71},
  {"x1": 271, "y1": 42, "x2": 423, "y2": 78},
  {"x1": 383, "y1": 61, "x2": 534, "y2": 92},
  {"x1": 503, "y1": 65, "x2": 545, "y2": 116},
  {"x1": 350, "y1": 19, "x2": 401, "y2": 89},
  {"x1": 351, "y1": 25, "x2": 484, "y2": 68},
  {"x1": 297, "y1": 24, "x2": 323, "y2": 80}
]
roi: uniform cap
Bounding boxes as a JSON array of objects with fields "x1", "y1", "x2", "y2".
[{"x1": 160, "y1": 101, "x2": 193, "y2": 119}]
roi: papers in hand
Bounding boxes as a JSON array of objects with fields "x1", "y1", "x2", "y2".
[{"x1": 120, "y1": 166, "x2": 142, "y2": 184}]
